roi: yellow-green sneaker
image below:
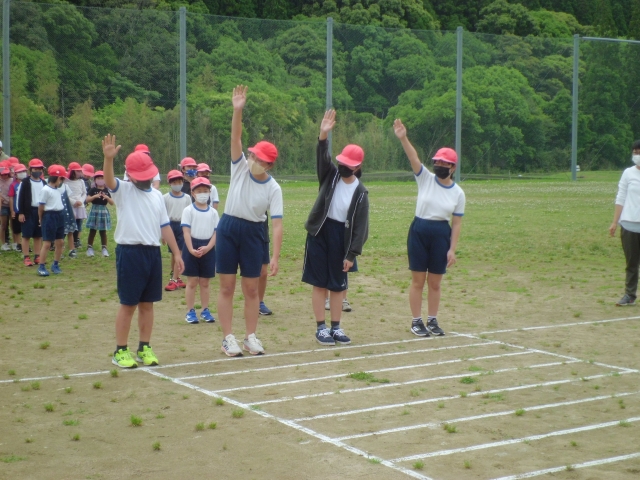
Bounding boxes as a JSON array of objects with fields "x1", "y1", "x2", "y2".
[
  {"x1": 112, "y1": 348, "x2": 138, "y2": 368},
  {"x1": 136, "y1": 345, "x2": 159, "y2": 366}
]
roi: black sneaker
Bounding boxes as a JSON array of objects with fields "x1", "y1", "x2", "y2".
[
  {"x1": 316, "y1": 327, "x2": 335, "y2": 346},
  {"x1": 411, "y1": 319, "x2": 430, "y2": 337},
  {"x1": 426, "y1": 318, "x2": 445, "y2": 336},
  {"x1": 331, "y1": 327, "x2": 351, "y2": 345},
  {"x1": 616, "y1": 294, "x2": 636, "y2": 306}
]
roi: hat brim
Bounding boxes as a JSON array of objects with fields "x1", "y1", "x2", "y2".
[
  {"x1": 127, "y1": 164, "x2": 159, "y2": 182},
  {"x1": 247, "y1": 147, "x2": 276, "y2": 163},
  {"x1": 82, "y1": 170, "x2": 95, "y2": 177},
  {"x1": 432, "y1": 157, "x2": 457, "y2": 165},
  {"x1": 335, "y1": 154, "x2": 362, "y2": 168},
  {"x1": 167, "y1": 175, "x2": 184, "y2": 181}
]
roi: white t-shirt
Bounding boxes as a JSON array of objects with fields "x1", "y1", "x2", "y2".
[
  {"x1": 30, "y1": 178, "x2": 44, "y2": 207},
  {"x1": 414, "y1": 166, "x2": 465, "y2": 221},
  {"x1": 109, "y1": 178, "x2": 169, "y2": 246},
  {"x1": 163, "y1": 192, "x2": 192, "y2": 222},
  {"x1": 209, "y1": 185, "x2": 220, "y2": 206},
  {"x1": 328, "y1": 178, "x2": 359, "y2": 222},
  {"x1": 39, "y1": 185, "x2": 64, "y2": 211},
  {"x1": 616, "y1": 166, "x2": 640, "y2": 233},
  {"x1": 224, "y1": 153, "x2": 283, "y2": 223},
  {"x1": 181, "y1": 204, "x2": 219, "y2": 240}
]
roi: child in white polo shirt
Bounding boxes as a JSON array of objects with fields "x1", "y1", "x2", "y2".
[
  {"x1": 37, "y1": 164, "x2": 67, "y2": 276},
  {"x1": 163, "y1": 170, "x2": 192, "y2": 291},
  {"x1": 102, "y1": 135, "x2": 184, "y2": 368}
]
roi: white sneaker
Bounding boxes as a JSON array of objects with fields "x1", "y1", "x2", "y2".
[
  {"x1": 102, "y1": 247, "x2": 109, "y2": 257},
  {"x1": 221, "y1": 334, "x2": 243, "y2": 357},
  {"x1": 342, "y1": 299, "x2": 352, "y2": 312},
  {"x1": 1, "y1": 243, "x2": 10, "y2": 251},
  {"x1": 12, "y1": 243, "x2": 19, "y2": 251},
  {"x1": 325, "y1": 298, "x2": 330, "y2": 310},
  {"x1": 243, "y1": 333, "x2": 265, "y2": 355},
  {"x1": 86, "y1": 246, "x2": 94, "y2": 257}
]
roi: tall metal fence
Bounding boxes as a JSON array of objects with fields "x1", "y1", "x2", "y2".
[{"x1": 2, "y1": 0, "x2": 639, "y2": 178}]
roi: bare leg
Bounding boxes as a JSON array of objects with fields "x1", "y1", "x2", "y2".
[
  {"x1": 22, "y1": 236, "x2": 31, "y2": 256},
  {"x1": 218, "y1": 274, "x2": 236, "y2": 337},
  {"x1": 258, "y1": 264, "x2": 268, "y2": 302},
  {"x1": 329, "y1": 290, "x2": 342, "y2": 322},
  {"x1": 241, "y1": 276, "x2": 260, "y2": 336},
  {"x1": 199, "y1": 278, "x2": 210, "y2": 309},
  {"x1": 54, "y1": 238, "x2": 63, "y2": 261},
  {"x1": 66, "y1": 233, "x2": 74, "y2": 252},
  {"x1": 33, "y1": 237, "x2": 42, "y2": 256},
  {"x1": 409, "y1": 271, "x2": 427, "y2": 318},
  {"x1": 39, "y1": 241, "x2": 51, "y2": 264},
  {"x1": 186, "y1": 276, "x2": 198, "y2": 310},
  {"x1": 115, "y1": 304, "x2": 137, "y2": 345},
  {"x1": 313, "y1": 286, "x2": 328, "y2": 321},
  {"x1": 137, "y1": 302, "x2": 154, "y2": 343},
  {"x1": 0, "y1": 215, "x2": 7, "y2": 245},
  {"x1": 426, "y1": 273, "x2": 443, "y2": 317}
]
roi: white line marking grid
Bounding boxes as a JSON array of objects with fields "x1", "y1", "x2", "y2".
[{"x1": 3, "y1": 315, "x2": 640, "y2": 479}]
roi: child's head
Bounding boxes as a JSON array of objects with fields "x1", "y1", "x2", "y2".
[
  {"x1": 191, "y1": 177, "x2": 212, "y2": 204},
  {"x1": 68, "y1": 162, "x2": 84, "y2": 180},
  {"x1": 167, "y1": 170, "x2": 184, "y2": 192},
  {"x1": 28, "y1": 158, "x2": 45, "y2": 179},
  {"x1": 125, "y1": 151, "x2": 158, "y2": 191},
  {"x1": 336, "y1": 144, "x2": 364, "y2": 179},
  {"x1": 196, "y1": 163, "x2": 211, "y2": 178},
  {"x1": 94, "y1": 171, "x2": 105, "y2": 187},
  {"x1": 14, "y1": 164, "x2": 27, "y2": 180},
  {"x1": 0, "y1": 167, "x2": 9, "y2": 180},
  {"x1": 82, "y1": 163, "x2": 95, "y2": 179},
  {"x1": 247, "y1": 141, "x2": 278, "y2": 176},
  {"x1": 431, "y1": 147, "x2": 457, "y2": 180},
  {"x1": 47, "y1": 165, "x2": 66, "y2": 186},
  {"x1": 180, "y1": 157, "x2": 198, "y2": 179}
]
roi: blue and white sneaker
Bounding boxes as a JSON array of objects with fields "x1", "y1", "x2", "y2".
[
  {"x1": 37, "y1": 264, "x2": 50, "y2": 277},
  {"x1": 426, "y1": 318, "x2": 445, "y2": 336},
  {"x1": 316, "y1": 327, "x2": 335, "y2": 346},
  {"x1": 185, "y1": 308, "x2": 199, "y2": 324},
  {"x1": 330, "y1": 327, "x2": 351, "y2": 345},
  {"x1": 259, "y1": 301, "x2": 273, "y2": 316},
  {"x1": 200, "y1": 308, "x2": 216, "y2": 323},
  {"x1": 51, "y1": 263, "x2": 62, "y2": 274}
]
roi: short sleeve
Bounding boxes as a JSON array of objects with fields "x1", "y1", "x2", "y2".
[
  {"x1": 230, "y1": 152, "x2": 249, "y2": 181},
  {"x1": 158, "y1": 195, "x2": 170, "y2": 227},
  {"x1": 210, "y1": 185, "x2": 219, "y2": 203},
  {"x1": 38, "y1": 187, "x2": 49, "y2": 204},
  {"x1": 269, "y1": 185, "x2": 284, "y2": 218},
  {"x1": 181, "y1": 205, "x2": 192, "y2": 228},
  {"x1": 454, "y1": 190, "x2": 466, "y2": 216},
  {"x1": 212, "y1": 209, "x2": 220, "y2": 230}
]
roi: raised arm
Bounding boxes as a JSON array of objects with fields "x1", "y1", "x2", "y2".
[
  {"x1": 393, "y1": 119, "x2": 422, "y2": 175},
  {"x1": 317, "y1": 109, "x2": 337, "y2": 183},
  {"x1": 231, "y1": 85, "x2": 248, "y2": 161},
  {"x1": 102, "y1": 134, "x2": 121, "y2": 191}
]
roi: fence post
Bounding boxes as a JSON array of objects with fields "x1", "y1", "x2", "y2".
[
  {"x1": 3, "y1": 0, "x2": 10, "y2": 155},
  {"x1": 455, "y1": 26, "x2": 463, "y2": 183},
  {"x1": 326, "y1": 16, "x2": 333, "y2": 154},
  {"x1": 571, "y1": 34, "x2": 579, "y2": 181},
  {"x1": 179, "y1": 6, "x2": 187, "y2": 162}
]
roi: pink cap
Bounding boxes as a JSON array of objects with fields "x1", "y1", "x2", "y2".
[
  {"x1": 13, "y1": 164, "x2": 27, "y2": 173},
  {"x1": 190, "y1": 177, "x2": 212, "y2": 190},
  {"x1": 167, "y1": 169, "x2": 184, "y2": 181},
  {"x1": 336, "y1": 144, "x2": 364, "y2": 168},
  {"x1": 180, "y1": 157, "x2": 197, "y2": 168},
  {"x1": 82, "y1": 164, "x2": 95, "y2": 177},
  {"x1": 125, "y1": 151, "x2": 159, "y2": 181},
  {"x1": 68, "y1": 162, "x2": 82, "y2": 172},
  {"x1": 196, "y1": 163, "x2": 211, "y2": 173},
  {"x1": 9, "y1": 157, "x2": 19, "y2": 165},
  {"x1": 94, "y1": 170, "x2": 104, "y2": 177},
  {"x1": 29, "y1": 158, "x2": 44, "y2": 168},
  {"x1": 432, "y1": 147, "x2": 457, "y2": 165},
  {"x1": 248, "y1": 141, "x2": 278, "y2": 163},
  {"x1": 48, "y1": 164, "x2": 67, "y2": 177},
  {"x1": 134, "y1": 144, "x2": 150, "y2": 153}
]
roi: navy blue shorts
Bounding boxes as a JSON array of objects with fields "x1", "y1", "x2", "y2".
[
  {"x1": 115, "y1": 245, "x2": 163, "y2": 306},
  {"x1": 216, "y1": 214, "x2": 265, "y2": 278},
  {"x1": 302, "y1": 218, "x2": 350, "y2": 292},
  {"x1": 41, "y1": 210, "x2": 65, "y2": 242},
  {"x1": 262, "y1": 241, "x2": 270, "y2": 265},
  {"x1": 1, "y1": 206, "x2": 9, "y2": 216},
  {"x1": 168, "y1": 220, "x2": 184, "y2": 253},
  {"x1": 407, "y1": 217, "x2": 451, "y2": 274},
  {"x1": 21, "y1": 207, "x2": 42, "y2": 238},
  {"x1": 183, "y1": 237, "x2": 216, "y2": 278}
]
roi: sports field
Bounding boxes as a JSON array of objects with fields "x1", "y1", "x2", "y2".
[{"x1": 1, "y1": 171, "x2": 640, "y2": 480}]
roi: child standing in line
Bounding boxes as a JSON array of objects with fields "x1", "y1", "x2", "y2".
[
  {"x1": 86, "y1": 171, "x2": 114, "y2": 257},
  {"x1": 182, "y1": 177, "x2": 219, "y2": 324},
  {"x1": 37, "y1": 165, "x2": 67, "y2": 276},
  {"x1": 8, "y1": 163, "x2": 26, "y2": 251},
  {"x1": 0, "y1": 166, "x2": 12, "y2": 251},
  {"x1": 59, "y1": 174, "x2": 78, "y2": 257},
  {"x1": 103, "y1": 135, "x2": 184, "y2": 368},
  {"x1": 82, "y1": 164, "x2": 95, "y2": 195},
  {"x1": 180, "y1": 157, "x2": 198, "y2": 196},
  {"x1": 302, "y1": 109, "x2": 369, "y2": 346},
  {"x1": 17, "y1": 159, "x2": 46, "y2": 266},
  {"x1": 195, "y1": 163, "x2": 220, "y2": 209},
  {"x1": 66, "y1": 162, "x2": 87, "y2": 249},
  {"x1": 216, "y1": 85, "x2": 283, "y2": 356},
  {"x1": 163, "y1": 170, "x2": 191, "y2": 291}
]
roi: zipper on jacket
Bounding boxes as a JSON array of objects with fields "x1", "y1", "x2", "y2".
[{"x1": 315, "y1": 172, "x2": 340, "y2": 236}]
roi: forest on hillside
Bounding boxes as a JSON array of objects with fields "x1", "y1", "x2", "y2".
[{"x1": 3, "y1": 0, "x2": 640, "y2": 174}]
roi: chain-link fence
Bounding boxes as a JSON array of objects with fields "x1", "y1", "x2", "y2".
[{"x1": 1, "y1": 2, "x2": 638, "y2": 177}]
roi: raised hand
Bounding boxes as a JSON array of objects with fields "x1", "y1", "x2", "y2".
[
  {"x1": 393, "y1": 119, "x2": 407, "y2": 139},
  {"x1": 319, "y1": 109, "x2": 336, "y2": 140},
  {"x1": 232, "y1": 85, "x2": 248, "y2": 110},
  {"x1": 102, "y1": 134, "x2": 121, "y2": 161}
]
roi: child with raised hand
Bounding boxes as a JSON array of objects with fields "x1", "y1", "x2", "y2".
[
  {"x1": 102, "y1": 135, "x2": 184, "y2": 368},
  {"x1": 393, "y1": 119, "x2": 465, "y2": 338},
  {"x1": 302, "y1": 109, "x2": 369, "y2": 346},
  {"x1": 182, "y1": 177, "x2": 219, "y2": 324},
  {"x1": 216, "y1": 85, "x2": 283, "y2": 357},
  {"x1": 37, "y1": 165, "x2": 67, "y2": 276},
  {"x1": 85, "y1": 171, "x2": 114, "y2": 257},
  {"x1": 196, "y1": 163, "x2": 220, "y2": 209},
  {"x1": 163, "y1": 170, "x2": 191, "y2": 290}
]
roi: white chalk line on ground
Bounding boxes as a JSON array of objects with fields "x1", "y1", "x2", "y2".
[
  {"x1": 292, "y1": 368, "x2": 633, "y2": 422},
  {"x1": 335, "y1": 390, "x2": 640, "y2": 441},
  {"x1": 490, "y1": 451, "x2": 640, "y2": 480},
  {"x1": 0, "y1": 370, "x2": 111, "y2": 385},
  {"x1": 176, "y1": 341, "x2": 495, "y2": 381},
  {"x1": 215, "y1": 351, "x2": 533, "y2": 395},
  {"x1": 143, "y1": 368, "x2": 433, "y2": 480},
  {"x1": 391, "y1": 416, "x2": 640, "y2": 463},
  {"x1": 477, "y1": 314, "x2": 640, "y2": 335}
]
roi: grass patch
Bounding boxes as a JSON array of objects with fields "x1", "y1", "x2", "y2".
[
  {"x1": 39, "y1": 341, "x2": 50, "y2": 350},
  {"x1": 110, "y1": 369, "x2": 118, "y2": 378},
  {"x1": 619, "y1": 420, "x2": 631, "y2": 427},
  {"x1": 130, "y1": 415, "x2": 143, "y2": 427},
  {"x1": 464, "y1": 460, "x2": 471, "y2": 469},
  {"x1": 195, "y1": 422, "x2": 205, "y2": 431},
  {"x1": 368, "y1": 458, "x2": 382, "y2": 464},
  {"x1": 460, "y1": 376, "x2": 477, "y2": 384},
  {"x1": 30, "y1": 381, "x2": 40, "y2": 390},
  {"x1": 232, "y1": 408, "x2": 245, "y2": 418},
  {"x1": 78, "y1": 314, "x2": 88, "y2": 320},
  {"x1": 44, "y1": 403, "x2": 54, "y2": 412},
  {"x1": 347, "y1": 371, "x2": 390, "y2": 383},
  {"x1": 214, "y1": 398, "x2": 225, "y2": 406},
  {"x1": 208, "y1": 422, "x2": 217, "y2": 429},
  {"x1": 515, "y1": 408, "x2": 525, "y2": 416},
  {"x1": 63, "y1": 419, "x2": 79, "y2": 426},
  {"x1": 443, "y1": 423, "x2": 457, "y2": 433},
  {"x1": 64, "y1": 387, "x2": 72, "y2": 394},
  {"x1": 156, "y1": 413, "x2": 165, "y2": 419},
  {"x1": 71, "y1": 434, "x2": 80, "y2": 441},
  {"x1": 8, "y1": 370, "x2": 15, "y2": 376},
  {"x1": 413, "y1": 461, "x2": 424, "y2": 470},
  {"x1": 1, "y1": 455, "x2": 26, "y2": 463},
  {"x1": 92, "y1": 381, "x2": 102, "y2": 389},
  {"x1": 152, "y1": 441, "x2": 161, "y2": 451}
]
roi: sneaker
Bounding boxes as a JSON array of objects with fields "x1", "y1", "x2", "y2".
[
  {"x1": 49, "y1": 244, "x2": 55, "y2": 252},
  {"x1": 136, "y1": 345, "x2": 159, "y2": 366},
  {"x1": 342, "y1": 299, "x2": 352, "y2": 312},
  {"x1": 1, "y1": 243, "x2": 10, "y2": 251},
  {"x1": 221, "y1": 334, "x2": 243, "y2": 357},
  {"x1": 102, "y1": 246, "x2": 109, "y2": 257},
  {"x1": 37, "y1": 264, "x2": 50, "y2": 276},
  {"x1": 316, "y1": 327, "x2": 336, "y2": 346},
  {"x1": 175, "y1": 277, "x2": 186, "y2": 288},
  {"x1": 426, "y1": 318, "x2": 445, "y2": 336},
  {"x1": 14, "y1": 244, "x2": 22, "y2": 252},
  {"x1": 200, "y1": 308, "x2": 216, "y2": 323},
  {"x1": 259, "y1": 301, "x2": 273, "y2": 316},
  {"x1": 331, "y1": 327, "x2": 351, "y2": 344},
  {"x1": 185, "y1": 308, "x2": 199, "y2": 324},
  {"x1": 165, "y1": 280, "x2": 178, "y2": 291},
  {"x1": 86, "y1": 246, "x2": 94, "y2": 257},
  {"x1": 616, "y1": 294, "x2": 636, "y2": 306},
  {"x1": 243, "y1": 333, "x2": 265, "y2": 355},
  {"x1": 325, "y1": 298, "x2": 330, "y2": 311},
  {"x1": 51, "y1": 263, "x2": 62, "y2": 275},
  {"x1": 410, "y1": 319, "x2": 430, "y2": 337},
  {"x1": 34, "y1": 256, "x2": 40, "y2": 264},
  {"x1": 23, "y1": 257, "x2": 34, "y2": 267},
  {"x1": 74, "y1": 239, "x2": 82, "y2": 248},
  {"x1": 112, "y1": 348, "x2": 138, "y2": 368},
  {"x1": 69, "y1": 249, "x2": 77, "y2": 258}
]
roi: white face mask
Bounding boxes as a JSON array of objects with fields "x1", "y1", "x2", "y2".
[
  {"x1": 195, "y1": 193, "x2": 209, "y2": 204},
  {"x1": 17, "y1": 172, "x2": 27, "y2": 180},
  {"x1": 248, "y1": 158, "x2": 267, "y2": 176},
  {"x1": 170, "y1": 184, "x2": 182, "y2": 192},
  {"x1": 633, "y1": 154, "x2": 640, "y2": 166}
]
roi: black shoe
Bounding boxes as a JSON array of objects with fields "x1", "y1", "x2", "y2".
[
  {"x1": 316, "y1": 327, "x2": 335, "y2": 346},
  {"x1": 411, "y1": 319, "x2": 430, "y2": 337},
  {"x1": 426, "y1": 318, "x2": 445, "y2": 336},
  {"x1": 616, "y1": 294, "x2": 636, "y2": 306}
]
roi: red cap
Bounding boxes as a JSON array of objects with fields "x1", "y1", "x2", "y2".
[
  {"x1": 432, "y1": 147, "x2": 457, "y2": 165},
  {"x1": 0, "y1": 160, "x2": 9, "y2": 168},
  {"x1": 248, "y1": 141, "x2": 278, "y2": 163},
  {"x1": 180, "y1": 157, "x2": 197, "y2": 168},
  {"x1": 191, "y1": 177, "x2": 212, "y2": 190},
  {"x1": 14, "y1": 164, "x2": 27, "y2": 173},
  {"x1": 68, "y1": 162, "x2": 82, "y2": 172},
  {"x1": 29, "y1": 158, "x2": 44, "y2": 168},
  {"x1": 336, "y1": 144, "x2": 364, "y2": 168},
  {"x1": 134, "y1": 144, "x2": 150, "y2": 153},
  {"x1": 167, "y1": 169, "x2": 184, "y2": 181},
  {"x1": 9, "y1": 157, "x2": 19, "y2": 165},
  {"x1": 0, "y1": 167, "x2": 9, "y2": 175},
  {"x1": 94, "y1": 170, "x2": 104, "y2": 177},
  {"x1": 196, "y1": 163, "x2": 211, "y2": 173},
  {"x1": 48, "y1": 164, "x2": 67, "y2": 177},
  {"x1": 125, "y1": 151, "x2": 158, "y2": 181},
  {"x1": 82, "y1": 164, "x2": 95, "y2": 177}
]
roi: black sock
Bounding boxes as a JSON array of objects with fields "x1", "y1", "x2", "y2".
[
  {"x1": 115, "y1": 345, "x2": 127, "y2": 355},
  {"x1": 138, "y1": 341, "x2": 150, "y2": 352},
  {"x1": 412, "y1": 317, "x2": 422, "y2": 324},
  {"x1": 330, "y1": 321, "x2": 340, "y2": 330},
  {"x1": 316, "y1": 321, "x2": 326, "y2": 331}
]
